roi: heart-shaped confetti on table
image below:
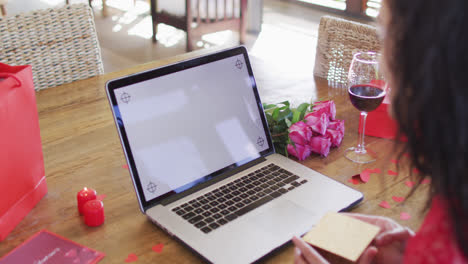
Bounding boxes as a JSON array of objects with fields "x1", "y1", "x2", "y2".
[
  {"x1": 400, "y1": 212, "x2": 411, "y2": 220},
  {"x1": 96, "y1": 194, "x2": 107, "y2": 201},
  {"x1": 360, "y1": 170, "x2": 371, "y2": 183},
  {"x1": 388, "y1": 170, "x2": 398, "y2": 176},
  {"x1": 405, "y1": 181, "x2": 415, "y2": 187},
  {"x1": 421, "y1": 178, "x2": 431, "y2": 184},
  {"x1": 379, "y1": 201, "x2": 391, "y2": 209},
  {"x1": 392, "y1": 196, "x2": 405, "y2": 203},
  {"x1": 125, "y1": 253, "x2": 138, "y2": 263},
  {"x1": 370, "y1": 168, "x2": 382, "y2": 174},
  {"x1": 122, "y1": 164, "x2": 129, "y2": 170},
  {"x1": 152, "y1": 243, "x2": 164, "y2": 253},
  {"x1": 65, "y1": 249, "x2": 77, "y2": 258},
  {"x1": 390, "y1": 159, "x2": 399, "y2": 164},
  {"x1": 347, "y1": 177, "x2": 360, "y2": 185}
]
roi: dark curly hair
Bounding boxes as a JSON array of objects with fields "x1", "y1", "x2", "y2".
[{"x1": 383, "y1": 0, "x2": 468, "y2": 257}]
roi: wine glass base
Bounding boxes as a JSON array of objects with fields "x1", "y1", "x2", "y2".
[{"x1": 345, "y1": 147, "x2": 377, "y2": 164}]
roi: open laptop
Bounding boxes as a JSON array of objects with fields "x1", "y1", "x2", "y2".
[{"x1": 106, "y1": 46, "x2": 363, "y2": 263}]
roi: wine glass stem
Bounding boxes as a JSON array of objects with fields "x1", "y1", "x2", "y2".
[{"x1": 357, "y1": 111, "x2": 368, "y2": 153}]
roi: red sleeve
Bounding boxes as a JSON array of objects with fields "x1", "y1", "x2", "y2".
[{"x1": 403, "y1": 196, "x2": 468, "y2": 263}]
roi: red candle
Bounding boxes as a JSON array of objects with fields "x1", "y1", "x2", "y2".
[
  {"x1": 77, "y1": 187, "x2": 97, "y2": 215},
  {"x1": 83, "y1": 200, "x2": 105, "y2": 227}
]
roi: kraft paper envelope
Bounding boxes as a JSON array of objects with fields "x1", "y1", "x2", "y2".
[{"x1": 303, "y1": 212, "x2": 380, "y2": 262}]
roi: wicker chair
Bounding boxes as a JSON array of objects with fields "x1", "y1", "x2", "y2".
[
  {"x1": 314, "y1": 16, "x2": 381, "y2": 86},
  {"x1": 0, "y1": 4, "x2": 104, "y2": 90}
]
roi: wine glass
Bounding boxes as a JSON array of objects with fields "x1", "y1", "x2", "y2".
[{"x1": 345, "y1": 52, "x2": 386, "y2": 164}]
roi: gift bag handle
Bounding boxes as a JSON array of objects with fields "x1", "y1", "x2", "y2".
[{"x1": 0, "y1": 73, "x2": 22, "y2": 88}]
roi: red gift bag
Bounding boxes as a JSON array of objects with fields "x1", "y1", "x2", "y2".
[{"x1": 0, "y1": 63, "x2": 47, "y2": 241}]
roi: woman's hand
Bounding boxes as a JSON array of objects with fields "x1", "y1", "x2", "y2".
[
  {"x1": 292, "y1": 236, "x2": 377, "y2": 264},
  {"x1": 292, "y1": 213, "x2": 414, "y2": 264}
]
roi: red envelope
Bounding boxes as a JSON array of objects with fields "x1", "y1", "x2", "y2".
[{"x1": 0, "y1": 63, "x2": 47, "y2": 241}]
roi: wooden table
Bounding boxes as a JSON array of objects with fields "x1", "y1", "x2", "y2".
[{"x1": 1, "y1": 48, "x2": 430, "y2": 263}]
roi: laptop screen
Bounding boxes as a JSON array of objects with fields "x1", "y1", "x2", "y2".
[{"x1": 107, "y1": 47, "x2": 274, "y2": 210}]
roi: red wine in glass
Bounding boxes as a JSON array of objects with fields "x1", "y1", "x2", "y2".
[
  {"x1": 348, "y1": 84, "x2": 386, "y2": 112},
  {"x1": 345, "y1": 51, "x2": 386, "y2": 164}
]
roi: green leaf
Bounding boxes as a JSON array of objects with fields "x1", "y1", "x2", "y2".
[
  {"x1": 263, "y1": 103, "x2": 277, "y2": 110},
  {"x1": 285, "y1": 118, "x2": 292, "y2": 127},
  {"x1": 277, "y1": 108, "x2": 292, "y2": 122},
  {"x1": 292, "y1": 109, "x2": 301, "y2": 124},
  {"x1": 272, "y1": 108, "x2": 280, "y2": 121}
]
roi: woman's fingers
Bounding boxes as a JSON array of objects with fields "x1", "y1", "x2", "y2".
[
  {"x1": 375, "y1": 227, "x2": 415, "y2": 246},
  {"x1": 294, "y1": 248, "x2": 308, "y2": 264},
  {"x1": 292, "y1": 236, "x2": 329, "y2": 264},
  {"x1": 358, "y1": 246, "x2": 378, "y2": 264}
]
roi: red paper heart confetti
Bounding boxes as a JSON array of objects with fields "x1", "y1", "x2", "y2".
[
  {"x1": 405, "y1": 181, "x2": 415, "y2": 187},
  {"x1": 422, "y1": 178, "x2": 431, "y2": 184},
  {"x1": 390, "y1": 159, "x2": 399, "y2": 164},
  {"x1": 152, "y1": 243, "x2": 164, "y2": 253},
  {"x1": 125, "y1": 253, "x2": 138, "y2": 263},
  {"x1": 400, "y1": 212, "x2": 411, "y2": 220},
  {"x1": 379, "y1": 201, "x2": 391, "y2": 209},
  {"x1": 371, "y1": 168, "x2": 382, "y2": 174},
  {"x1": 360, "y1": 170, "x2": 371, "y2": 183},
  {"x1": 392, "y1": 196, "x2": 405, "y2": 203},
  {"x1": 96, "y1": 194, "x2": 107, "y2": 201},
  {"x1": 65, "y1": 249, "x2": 77, "y2": 258},
  {"x1": 388, "y1": 170, "x2": 398, "y2": 176},
  {"x1": 122, "y1": 164, "x2": 129, "y2": 169},
  {"x1": 348, "y1": 177, "x2": 360, "y2": 185}
]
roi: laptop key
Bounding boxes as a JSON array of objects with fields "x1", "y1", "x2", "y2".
[
  {"x1": 270, "y1": 191, "x2": 282, "y2": 198},
  {"x1": 172, "y1": 207, "x2": 180, "y2": 212},
  {"x1": 209, "y1": 201, "x2": 219, "y2": 207},
  {"x1": 218, "y1": 204, "x2": 227, "y2": 210},
  {"x1": 240, "y1": 193, "x2": 248, "y2": 199},
  {"x1": 225, "y1": 194, "x2": 234, "y2": 199},
  {"x1": 201, "y1": 227, "x2": 212, "y2": 233},
  {"x1": 232, "y1": 191, "x2": 241, "y2": 196},
  {"x1": 189, "y1": 215, "x2": 203, "y2": 224},
  {"x1": 206, "y1": 196, "x2": 216, "y2": 201},
  {"x1": 199, "y1": 199, "x2": 209, "y2": 204},
  {"x1": 236, "y1": 196, "x2": 273, "y2": 216},
  {"x1": 283, "y1": 176, "x2": 298, "y2": 184},
  {"x1": 202, "y1": 211, "x2": 212, "y2": 217},
  {"x1": 202, "y1": 205, "x2": 211, "y2": 210},
  {"x1": 235, "y1": 202, "x2": 245, "y2": 208},
  {"x1": 227, "y1": 206, "x2": 237, "y2": 212},
  {"x1": 247, "y1": 190, "x2": 256, "y2": 195},
  {"x1": 221, "y1": 210, "x2": 230, "y2": 215},
  {"x1": 225, "y1": 200, "x2": 234, "y2": 206},
  {"x1": 217, "y1": 197, "x2": 226, "y2": 203},
  {"x1": 270, "y1": 185, "x2": 279, "y2": 191},
  {"x1": 263, "y1": 188, "x2": 273, "y2": 194},
  {"x1": 192, "y1": 202, "x2": 201, "y2": 208},
  {"x1": 212, "y1": 213, "x2": 222, "y2": 219},
  {"x1": 288, "y1": 186, "x2": 295, "y2": 191},
  {"x1": 210, "y1": 208, "x2": 220, "y2": 213},
  {"x1": 194, "y1": 208, "x2": 203, "y2": 214},
  {"x1": 232, "y1": 197, "x2": 241, "y2": 202},
  {"x1": 182, "y1": 212, "x2": 196, "y2": 220},
  {"x1": 205, "y1": 217, "x2": 214, "y2": 223},
  {"x1": 226, "y1": 214, "x2": 237, "y2": 221},
  {"x1": 209, "y1": 223, "x2": 220, "y2": 230},
  {"x1": 218, "y1": 219, "x2": 228, "y2": 225},
  {"x1": 250, "y1": 195, "x2": 259, "y2": 201},
  {"x1": 243, "y1": 198, "x2": 252, "y2": 204},
  {"x1": 181, "y1": 203, "x2": 189, "y2": 208},
  {"x1": 300, "y1": 179, "x2": 308, "y2": 184},
  {"x1": 185, "y1": 206, "x2": 194, "y2": 211},
  {"x1": 276, "y1": 182, "x2": 286, "y2": 187},
  {"x1": 291, "y1": 181, "x2": 301, "y2": 187},
  {"x1": 195, "y1": 221, "x2": 207, "y2": 228},
  {"x1": 278, "y1": 188, "x2": 288, "y2": 194},
  {"x1": 175, "y1": 210, "x2": 185, "y2": 216},
  {"x1": 215, "y1": 192, "x2": 224, "y2": 197}
]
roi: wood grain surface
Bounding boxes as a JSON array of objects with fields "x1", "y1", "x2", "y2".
[{"x1": 0, "y1": 47, "x2": 429, "y2": 263}]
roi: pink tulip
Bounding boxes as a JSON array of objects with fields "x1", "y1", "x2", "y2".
[
  {"x1": 328, "y1": 119, "x2": 345, "y2": 134},
  {"x1": 312, "y1": 100, "x2": 336, "y2": 120},
  {"x1": 309, "y1": 136, "x2": 332, "y2": 157},
  {"x1": 304, "y1": 112, "x2": 329, "y2": 135},
  {"x1": 287, "y1": 144, "x2": 311, "y2": 161},
  {"x1": 325, "y1": 129, "x2": 344, "y2": 147},
  {"x1": 289, "y1": 121, "x2": 312, "y2": 145}
]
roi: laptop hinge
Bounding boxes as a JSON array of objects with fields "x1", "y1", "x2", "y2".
[{"x1": 159, "y1": 157, "x2": 267, "y2": 206}]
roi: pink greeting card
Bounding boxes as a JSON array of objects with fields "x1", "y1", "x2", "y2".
[{"x1": 0, "y1": 230, "x2": 104, "y2": 264}]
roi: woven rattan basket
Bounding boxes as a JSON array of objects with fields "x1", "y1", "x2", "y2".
[{"x1": 0, "y1": 4, "x2": 103, "y2": 90}]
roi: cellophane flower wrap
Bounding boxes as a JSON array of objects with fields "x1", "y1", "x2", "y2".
[{"x1": 263, "y1": 100, "x2": 345, "y2": 161}]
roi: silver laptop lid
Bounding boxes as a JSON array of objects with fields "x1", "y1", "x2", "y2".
[{"x1": 106, "y1": 47, "x2": 275, "y2": 212}]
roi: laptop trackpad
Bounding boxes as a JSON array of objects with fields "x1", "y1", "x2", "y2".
[{"x1": 252, "y1": 200, "x2": 317, "y2": 235}]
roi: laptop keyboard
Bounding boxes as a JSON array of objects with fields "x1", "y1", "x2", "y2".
[{"x1": 171, "y1": 163, "x2": 308, "y2": 234}]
